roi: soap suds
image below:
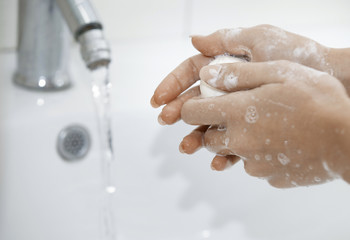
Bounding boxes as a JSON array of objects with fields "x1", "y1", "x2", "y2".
[
  {"x1": 277, "y1": 153, "x2": 290, "y2": 165},
  {"x1": 265, "y1": 154, "x2": 272, "y2": 161},
  {"x1": 223, "y1": 72, "x2": 238, "y2": 89},
  {"x1": 245, "y1": 106, "x2": 259, "y2": 124},
  {"x1": 221, "y1": 28, "x2": 243, "y2": 40}
]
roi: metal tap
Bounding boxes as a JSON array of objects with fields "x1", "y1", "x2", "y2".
[{"x1": 14, "y1": 0, "x2": 111, "y2": 90}]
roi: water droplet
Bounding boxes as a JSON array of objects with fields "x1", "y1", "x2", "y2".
[
  {"x1": 284, "y1": 140, "x2": 288, "y2": 146},
  {"x1": 217, "y1": 125, "x2": 226, "y2": 131},
  {"x1": 245, "y1": 106, "x2": 259, "y2": 124},
  {"x1": 265, "y1": 139, "x2": 271, "y2": 145},
  {"x1": 314, "y1": 176, "x2": 321, "y2": 182},
  {"x1": 297, "y1": 149, "x2": 302, "y2": 154},
  {"x1": 255, "y1": 154, "x2": 261, "y2": 161},
  {"x1": 266, "y1": 113, "x2": 271, "y2": 118},
  {"x1": 277, "y1": 153, "x2": 290, "y2": 165},
  {"x1": 36, "y1": 98, "x2": 45, "y2": 106},
  {"x1": 202, "y1": 230, "x2": 211, "y2": 238},
  {"x1": 105, "y1": 185, "x2": 116, "y2": 194},
  {"x1": 224, "y1": 137, "x2": 230, "y2": 147},
  {"x1": 265, "y1": 154, "x2": 272, "y2": 161},
  {"x1": 291, "y1": 181, "x2": 298, "y2": 186}
]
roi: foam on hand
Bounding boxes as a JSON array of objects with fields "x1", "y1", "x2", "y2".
[{"x1": 200, "y1": 55, "x2": 244, "y2": 98}]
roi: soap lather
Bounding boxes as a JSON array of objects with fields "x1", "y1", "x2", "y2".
[{"x1": 200, "y1": 55, "x2": 245, "y2": 98}]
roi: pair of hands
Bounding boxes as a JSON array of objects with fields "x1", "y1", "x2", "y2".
[{"x1": 151, "y1": 24, "x2": 350, "y2": 188}]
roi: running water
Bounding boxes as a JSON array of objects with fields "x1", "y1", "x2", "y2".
[{"x1": 90, "y1": 66, "x2": 116, "y2": 240}]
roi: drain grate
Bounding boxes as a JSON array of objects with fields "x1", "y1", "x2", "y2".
[{"x1": 57, "y1": 125, "x2": 91, "y2": 161}]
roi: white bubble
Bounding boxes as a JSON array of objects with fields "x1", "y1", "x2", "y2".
[
  {"x1": 224, "y1": 137, "x2": 230, "y2": 147},
  {"x1": 291, "y1": 181, "x2": 298, "y2": 187},
  {"x1": 266, "y1": 113, "x2": 271, "y2": 118},
  {"x1": 105, "y1": 186, "x2": 116, "y2": 194},
  {"x1": 265, "y1": 139, "x2": 271, "y2": 145},
  {"x1": 265, "y1": 154, "x2": 272, "y2": 161},
  {"x1": 202, "y1": 230, "x2": 211, "y2": 238},
  {"x1": 36, "y1": 98, "x2": 45, "y2": 106},
  {"x1": 217, "y1": 125, "x2": 226, "y2": 131},
  {"x1": 254, "y1": 154, "x2": 261, "y2": 161},
  {"x1": 277, "y1": 153, "x2": 290, "y2": 165},
  {"x1": 245, "y1": 106, "x2": 259, "y2": 123},
  {"x1": 314, "y1": 176, "x2": 321, "y2": 182}
]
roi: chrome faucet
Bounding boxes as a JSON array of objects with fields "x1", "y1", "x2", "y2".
[{"x1": 14, "y1": 0, "x2": 111, "y2": 90}]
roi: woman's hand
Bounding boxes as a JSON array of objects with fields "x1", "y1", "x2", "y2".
[
  {"x1": 151, "y1": 25, "x2": 350, "y2": 125},
  {"x1": 191, "y1": 24, "x2": 332, "y2": 74},
  {"x1": 181, "y1": 60, "x2": 350, "y2": 188}
]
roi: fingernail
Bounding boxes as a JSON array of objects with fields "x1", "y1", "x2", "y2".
[
  {"x1": 157, "y1": 114, "x2": 166, "y2": 125},
  {"x1": 150, "y1": 96, "x2": 160, "y2": 108},
  {"x1": 179, "y1": 142, "x2": 185, "y2": 153}
]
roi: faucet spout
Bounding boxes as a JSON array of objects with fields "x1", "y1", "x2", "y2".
[
  {"x1": 14, "y1": 0, "x2": 111, "y2": 91},
  {"x1": 55, "y1": 0, "x2": 111, "y2": 70}
]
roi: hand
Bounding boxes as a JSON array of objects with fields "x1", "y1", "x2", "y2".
[
  {"x1": 192, "y1": 24, "x2": 350, "y2": 93},
  {"x1": 191, "y1": 24, "x2": 332, "y2": 74},
  {"x1": 151, "y1": 25, "x2": 335, "y2": 126},
  {"x1": 181, "y1": 60, "x2": 350, "y2": 188}
]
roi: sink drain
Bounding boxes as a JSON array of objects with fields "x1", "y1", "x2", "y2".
[{"x1": 57, "y1": 125, "x2": 91, "y2": 161}]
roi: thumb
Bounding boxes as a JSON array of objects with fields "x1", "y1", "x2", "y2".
[{"x1": 191, "y1": 28, "x2": 252, "y2": 57}]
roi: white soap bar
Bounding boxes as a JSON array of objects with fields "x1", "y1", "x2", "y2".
[{"x1": 200, "y1": 55, "x2": 244, "y2": 98}]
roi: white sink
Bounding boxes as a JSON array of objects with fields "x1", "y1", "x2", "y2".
[{"x1": 0, "y1": 39, "x2": 350, "y2": 240}]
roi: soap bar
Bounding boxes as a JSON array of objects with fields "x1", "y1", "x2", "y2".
[{"x1": 200, "y1": 55, "x2": 244, "y2": 98}]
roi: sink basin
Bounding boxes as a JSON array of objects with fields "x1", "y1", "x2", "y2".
[{"x1": 0, "y1": 39, "x2": 350, "y2": 240}]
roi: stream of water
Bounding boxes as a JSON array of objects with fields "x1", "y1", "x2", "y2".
[{"x1": 91, "y1": 66, "x2": 116, "y2": 240}]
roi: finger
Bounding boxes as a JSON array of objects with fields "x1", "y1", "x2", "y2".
[
  {"x1": 158, "y1": 86, "x2": 200, "y2": 125},
  {"x1": 200, "y1": 61, "x2": 287, "y2": 92},
  {"x1": 151, "y1": 54, "x2": 212, "y2": 108},
  {"x1": 181, "y1": 96, "x2": 231, "y2": 126},
  {"x1": 191, "y1": 28, "x2": 252, "y2": 58},
  {"x1": 179, "y1": 125, "x2": 209, "y2": 154},
  {"x1": 211, "y1": 155, "x2": 240, "y2": 171}
]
